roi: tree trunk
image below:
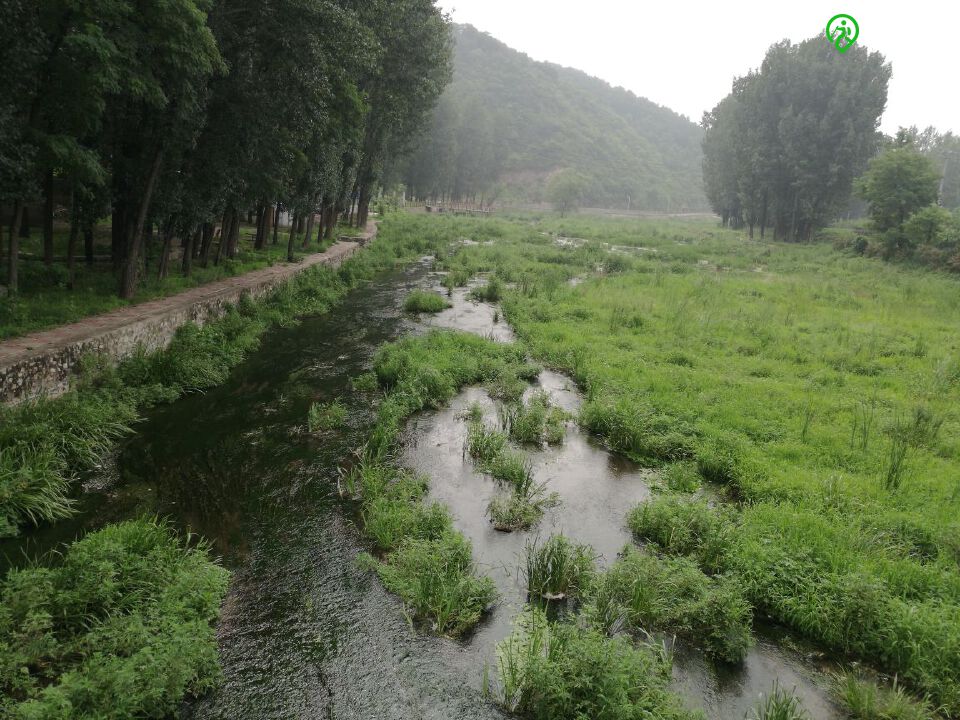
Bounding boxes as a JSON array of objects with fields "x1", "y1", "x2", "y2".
[
  {"x1": 272, "y1": 204, "x2": 281, "y2": 245},
  {"x1": 296, "y1": 213, "x2": 305, "y2": 234},
  {"x1": 286, "y1": 214, "x2": 297, "y2": 262},
  {"x1": 157, "y1": 221, "x2": 174, "y2": 280},
  {"x1": 119, "y1": 148, "x2": 163, "y2": 299},
  {"x1": 199, "y1": 223, "x2": 214, "y2": 265},
  {"x1": 19, "y1": 206, "x2": 30, "y2": 238},
  {"x1": 254, "y1": 203, "x2": 265, "y2": 250},
  {"x1": 287, "y1": 211, "x2": 297, "y2": 258},
  {"x1": 67, "y1": 189, "x2": 78, "y2": 290},
  {"x1": 302, "y1": 210, "x2": 315, "y2": 249},
  {"x1": 43, "y1": 169, "x2": 54, "y2": 264},
  {"x1": 7, "y1": 200, "x2": 23, "y2": 293},
  {"x1": 84, "y1": 220, "x2": 94, "y2": 265},
  {"x1": 324, "y1": 203, "x2": 336, "y2": 240},
  {"x1": 264, "y1": 202, "x2": 274, "y2": 244},
  {"x1": 229, "y1": 209, "x2": 240, "y2": 257},
  {"x1": 183, "y1": 226, "x2": 198, "y2": 276}
]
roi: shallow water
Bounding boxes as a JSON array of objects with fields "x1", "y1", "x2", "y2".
[
  {"x1": 2, "y1": 260, "x2": 841, "y2": 719},
  {"x1": 407, "y1": 272, "x2": 842, "y2": 719}
]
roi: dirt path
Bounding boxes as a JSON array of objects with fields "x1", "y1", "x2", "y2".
[{"x1": 0, "y1": 223, "x2": 376, "y2": 404}]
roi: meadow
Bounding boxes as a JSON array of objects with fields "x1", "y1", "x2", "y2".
[{"x1": 380, "y1": 211, "x2": 960, "y2": 716}]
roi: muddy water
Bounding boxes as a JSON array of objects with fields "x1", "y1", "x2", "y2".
[
  {"x1": 409, "y1": 273, "x2": 842, "y2": 720},
  {"x1": 2, "y1": 261, "x2": 840, "y2": 719}
]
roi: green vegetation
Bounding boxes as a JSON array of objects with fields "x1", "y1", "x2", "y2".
[
  {"x1": 404, "y1": 25, "x2": 707, "y2": 210},
  {"x1": 628, "y1": 496, "x2": 734, "y2": 574},
  {"x1": 2, "y1": 0, "x2": 450, "y2": 298},
  {"x1": 487, "y1": 607, "x2": 699, "y2": 720},
  {"x1": 587, "y1": 548, "x2": 753, "y2": 663},
  {"x1": 0, "y1": 224, "x2": 333, "y2": 340},
  {"x1": 380, "y1": 211, "x2": 959, "y2": 712},
  {"x1": 503, "y1": 391, "x2": 567, "y2": 446},
  {"x1": 353, "y1": 460, "x2": 494, "y2": 636},
  {"x1": 0, "y1": 217, "x2": 466, "y2": 537},
  {"x1": 522, "y1": 535, "x2": 594, "y2": 601},
  {"x1": 470, "y1": 275, "x2": 504, "y2": 302},
  {"x1": 465, "y1": 418, "x2": 558, "y2": 531},
  {"x1": 703, "y1": 36, "x2": 889, "y2": 238},
  {"x1": 747, "y1": 683, "x2": 810, "y2": 720},
  {"x1": 307, "y1": 399, "x2": 348, "y2": 432},
  {"x1": 403, "y1": 289, "x2": 452, "y2": 313},
  {"x1": 0, "y1": 519, "x2": 229, "y2": 718},
  {"x1": 349, "y1": 329, "x2": 542, "y2": 634},
  {"x1": 835, "y1": 672, "x2": 938, "y2": 720}
]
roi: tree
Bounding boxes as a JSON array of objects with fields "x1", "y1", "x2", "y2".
[
  {"x1": 856, "y1": 144, "x2": 940, "y2": 233},
  {"x1": 903, "y1": 205, "x2": 954, "y2": 248},
  {"x1": 702, "y1": 36, "x2": 890, "y2": 241},
  {"x1": 546, "y1": 169, "x2": 585, "y2": 216}
]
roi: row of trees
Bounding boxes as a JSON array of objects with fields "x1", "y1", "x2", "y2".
[
  {"x1": 0, "y1": 0, "x2": 452, "y2": 297},
  {"x1": 702, "y1": 36, "x2": 891, "y2": 240}
]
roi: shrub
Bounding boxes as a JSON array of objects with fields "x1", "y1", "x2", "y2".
[
  {"x1": 0, "y1": 519, "x2": 229, "y2": 718},
  {"x1": 403, "y1": 290, "x2": 451, "y2": 313}
]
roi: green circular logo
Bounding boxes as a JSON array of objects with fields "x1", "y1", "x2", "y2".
[{"x1": 826, "y1": 14, "x2": 859, "y2": 54}]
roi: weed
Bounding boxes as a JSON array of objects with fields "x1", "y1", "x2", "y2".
[
  {"x1": 523, "y1": 535, "x2": 595, "y2": 600},
  {"x1": 471, "y1": 276, "x2": 504, "y2": 302},
  {"x1": 488, "y1": 606, "x2": 697, "y2": 720},
  {"x1": 747, "y1": 683, "x2": 810, "y2": 720},
  {"x1": 834, "y1": 671, "x2": 937, "y2": 720},
  {"x1": 628, "y1": 495, "x2": 735, "y2": 574},
  {"x1": 0, "y1": 519, "x2": 229, "y2": 717},
  {"x1": 403, "y1": 290, "x2": 451, "y2": 313},
  {"x1": 307, "y1": 399, "x2": 347, "y2": 432}
]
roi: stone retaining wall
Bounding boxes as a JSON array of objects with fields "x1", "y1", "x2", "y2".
[{"x1": 0, "y1": 228, "x2": 373, "y2": 406}]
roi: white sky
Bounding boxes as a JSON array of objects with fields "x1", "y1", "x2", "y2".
[{"x1": 437, "y1": 0, "x2": 960, "y2": 135}]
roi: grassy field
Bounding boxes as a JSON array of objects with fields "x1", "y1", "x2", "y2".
[
  {"x1": 0, "y1": 221, "x2": 340, "y2": 339},
  {"x1": 379, "y1": 211, "x2": 960, "y2": 715}
]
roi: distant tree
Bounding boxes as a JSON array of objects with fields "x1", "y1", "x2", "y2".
[
  {"x1": 856, "y1": 144, "x2": 940, "y2": 234},
  {"x1": 903, "y1": 205, "x2": 954, "y2": 248},
  {"x1": 546, "y1": 169, "x2": 586, "y2": 216},
  {"x1": 702, "y1": 37, "x2": 890, "y2": 240}
]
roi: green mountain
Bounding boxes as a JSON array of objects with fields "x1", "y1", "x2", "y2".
[{"x1": 402, "y1": 25, "x2": 708, "y2": 211}]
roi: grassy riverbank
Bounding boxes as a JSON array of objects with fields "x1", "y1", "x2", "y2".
[
  {"x1": 0, "y1": 216, "x2": 439, "y2": 537},
  {"x1": 383, "y1": 211, "x2": 959, "y2": 715}
]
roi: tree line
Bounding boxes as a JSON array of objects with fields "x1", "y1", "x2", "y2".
[
  {"x1": 0, "y1": 0, "x2": 452, "y2": 297},
  {"x1": 702, "y1": 37, "x2": 891, "y2": 240}
]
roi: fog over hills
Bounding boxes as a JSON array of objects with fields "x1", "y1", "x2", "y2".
[{"x1": 402, "y1": 25, "x2": 709, "y2": 211}]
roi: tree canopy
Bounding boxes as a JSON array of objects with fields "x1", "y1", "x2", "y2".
[
  {"x1": 0, "y1": 0, "x2": 452, "y2": 296},
  {"x1": 701, "y1": 36, "x2": 891, "y2": 240}
]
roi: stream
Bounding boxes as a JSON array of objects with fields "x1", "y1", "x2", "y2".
[{"x1": 2, "y1": 258, "x2": 841, "y2": 719}]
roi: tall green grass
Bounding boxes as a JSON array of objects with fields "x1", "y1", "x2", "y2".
[
  {"x1": 391, "y1": 211, "x2": 960, "y2": 711},
  {"x1": 487, "y1": 606, "x2": 700, "y2": 720},
  {"x1": 0, "y1": 519, "x2": 229, "y2": 717},
  {"x1": 0, "y1": 217, "x2": 467, "y2": 537}
]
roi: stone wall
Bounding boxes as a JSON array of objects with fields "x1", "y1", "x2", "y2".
[{"x1": 0, "y1": 238, "x2": 366, "y2": 405}]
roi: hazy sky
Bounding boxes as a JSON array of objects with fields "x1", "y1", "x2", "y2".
[{"x1": 437, "y1": 0, "x2": 959, "y2": 135}]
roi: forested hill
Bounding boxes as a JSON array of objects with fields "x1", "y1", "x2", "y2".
[{"x1": 402, "y1": 25, "x2": 708, "y2": 211}]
